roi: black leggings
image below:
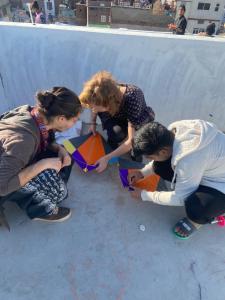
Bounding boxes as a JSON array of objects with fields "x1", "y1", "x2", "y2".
[
  {"x1": 154, "y1": 158, "x2": 225, "y2": 224},
  {"x1": 101, "y1": 118, "x2": 128, "y2": 150}
]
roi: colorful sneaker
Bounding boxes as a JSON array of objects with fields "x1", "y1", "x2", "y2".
[{"x1": 173, "y1": 217, "x2": 198, "y2": 240}]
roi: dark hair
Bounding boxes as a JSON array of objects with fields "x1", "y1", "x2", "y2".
[
  {"x1": 36, "y1": 87, "x2": 82, "y2": 122},
  {"x1": 31, "y1": 1, "x2": 40, "y2": 11},
  {"x1": 179, "y1": 4, "x2": 186, "y2": 12},
  {"x1": 132, "y1": 122, "x2": 174, "y2": 157}
]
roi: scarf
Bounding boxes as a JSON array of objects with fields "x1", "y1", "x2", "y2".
[{"x1": 31, "y1": 107, "x2": 49, "y2": 153}]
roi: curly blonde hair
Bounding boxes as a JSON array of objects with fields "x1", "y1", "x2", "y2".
[{"x1": 79, "y1": 71, "x2": 123, "y2": 116}]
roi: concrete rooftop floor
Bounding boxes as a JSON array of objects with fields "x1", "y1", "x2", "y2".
[{"x1": 1, "y1": 161, "x2": 225, "y2": 300}]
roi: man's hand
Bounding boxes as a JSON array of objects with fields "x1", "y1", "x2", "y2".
[
  {"x1": 58, "y1": 146, "x2": 72, "y2": 168},
  {"x1": 130, "y1": 187, "x2": 142, "y2": 200},
  {"x1": 128, "y1": 170, "x2": 144, "y2": 185},
  {"x1": 168, "y1": 23, "x2": 176, "y2": 30},
  {"x1": 95, "y1": 156, "x2": 109, "y2": 173}
]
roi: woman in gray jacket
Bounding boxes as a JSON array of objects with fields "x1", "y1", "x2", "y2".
[{"x1": 0, "y1": 87, "x2": 81, "y2": 224}]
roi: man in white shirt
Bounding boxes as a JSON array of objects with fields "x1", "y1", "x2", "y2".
[{"x1": 130, "y1": 120, "x2": 225, "y2": 239}]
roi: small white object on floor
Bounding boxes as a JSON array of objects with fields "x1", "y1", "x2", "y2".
[
  {"x1": 139, "y1": 224, "x2": 146, "y2": 232},
  {"x1": 55, "y1": 120, "x2": 82, "y2": 145}
]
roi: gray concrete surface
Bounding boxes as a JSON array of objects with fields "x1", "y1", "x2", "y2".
[{"x1": 1, "y1": 164, "x2": 225, "y2": 300}]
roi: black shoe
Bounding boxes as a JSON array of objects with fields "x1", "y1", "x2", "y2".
[{"x1": 33, "y1": 207, "x2": 71, "y2": 223}]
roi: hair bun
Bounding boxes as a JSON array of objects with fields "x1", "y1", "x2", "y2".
[{"x1": 37, "y1": 91, "x2": 55, "y2": 110}]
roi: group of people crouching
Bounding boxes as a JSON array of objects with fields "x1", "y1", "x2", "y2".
[{"x1": 1, "y1": 71, "x2": 225, "y2": 239}]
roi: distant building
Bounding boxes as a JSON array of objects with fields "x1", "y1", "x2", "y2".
[
  {"x1": 0, "y1": 0, "x2": 11, "y2": 20},
  {"x1": 76, "y1": 0, "x2": 174, "y2": 28},
  {"x1": 22, "y1": 0, "x2": 78, "y2": 21},
  {"x1": 76, "y1": 3, "x2": 87, "y2": 25},
  {"x1": 9, "y1": 0, "x2": 23, "y2": 9},
  {"x1": 176, "y1": 0, "x2": 225, "y2": 34},
  {"x1": 152, "y1": 0, "x2": 164, "y2": 15},
  {"x1": 76, "y1": 0, "x2": 111, "y2": 26},
  {"x1": 88, "y1": 0, "x2": 111, "y2": 26},
  {"x1": 58, "y1": 3, "x2": 76, "y2": 24},
  {"x1": 111, "y1": 4, "x2": 173, "y2": 30}
]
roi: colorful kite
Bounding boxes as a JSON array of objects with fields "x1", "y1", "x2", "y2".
[
  {"x1": 63, "y1": 132, "x2": 112, "y2": 172},
  {"x1": 118, "y1": 158, "x2": 160, "y2": 192}
]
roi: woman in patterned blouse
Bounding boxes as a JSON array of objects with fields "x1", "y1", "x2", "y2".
[{"x1": 79, "y1": 71, "x2": 155, "y2": 172}]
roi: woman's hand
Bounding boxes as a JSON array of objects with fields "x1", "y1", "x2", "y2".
[
  {"x1": 95, "y1": 156, "x2": 109, "y2": 173},
  {"x1": 89, "y1": 123, "x2": 97, "y2": 136},
  {"x1": 38, "y1": 158, "x2": 63, "y2": 173},
  {"x1": 168, "y1": 23, "x2": 176, "y2": 30},
  {"x1": 19, "y1": 158, "x2": 63, "y2": 188},
  {"x1": 89, "y1": 112, "x2": 97, "y2": 135},
  {"x1": 58, "y1": 146, "x2": 72, "y2": 168}
]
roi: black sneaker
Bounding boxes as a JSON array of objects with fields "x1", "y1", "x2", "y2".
[{"x1": 33, "y1": 207, "x2": 71, "y2": 223}]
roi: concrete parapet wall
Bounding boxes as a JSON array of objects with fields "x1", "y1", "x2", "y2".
[{"x1": 0, "y1": 23, "x2": 225, "y2": 130}]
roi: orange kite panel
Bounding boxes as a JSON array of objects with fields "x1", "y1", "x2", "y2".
[
  {"x1": 128, "y1": 170, "x2": 160, "y2": 192},
  {"x1": 78, "y1": 133, "x2": 106, "y2": 165}
]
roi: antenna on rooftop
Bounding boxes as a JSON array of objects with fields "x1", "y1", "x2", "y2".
[
  {"x1": 86, "y1": 0, "x2": 89, "y2": 27},
  {"x1": 27, "y1": 3, "x2": 35, "y2": 25}
]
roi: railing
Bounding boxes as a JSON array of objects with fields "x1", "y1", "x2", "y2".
[{"x1": 111, "y1": 0, "x2": 151, "y2": 9}]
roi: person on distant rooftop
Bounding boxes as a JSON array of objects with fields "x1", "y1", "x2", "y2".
[
  {"x1": 79, "y1": 71, "x2": 155, "y2": 173},
  {"x1": 129, "y1": 120, "x2": 225, "y2": 239},
  {"x1": 30, "y1": 0, "x2": 46, "y2": 24},
  {"x1": 206, "y1": 22, "x2": 216, "y2": 36},
  {"x1": 169, "y1": 4, "x2": 187, "y2": 35},
  {"x1": 198, "y1": 22, "x2": 216, "y2": 37},
  {"x1": 0, "y1": 87, "x2": 82, "y2": 223}
]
